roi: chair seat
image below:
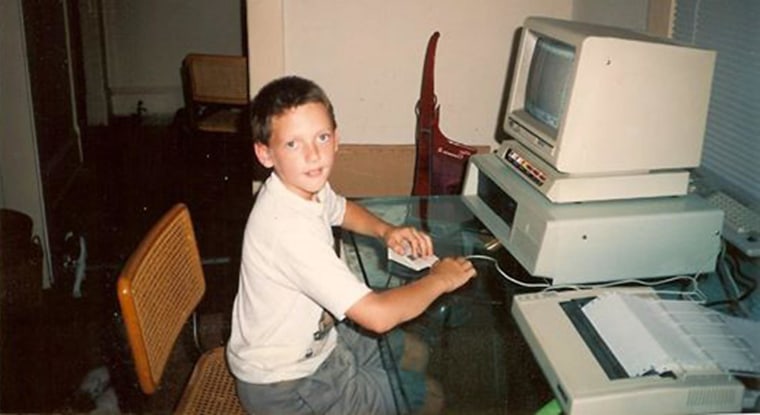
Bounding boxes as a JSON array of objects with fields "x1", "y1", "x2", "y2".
[
  {"x1": 196, "y1": 108, "x2": 244, "y2": 134},
  {"x1": 175, "y1": 346, "x2": 246, "y2": 415},
  {"x1": 182, "y1": 54, "x2": 248, "y2": 135}
]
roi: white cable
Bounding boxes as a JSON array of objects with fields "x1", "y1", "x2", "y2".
[
  {"x1": 546, "y1": 275, "x2": 707, "y2": 304},
  {"x1": 466, "y1": 253, "x2": 707, "y2": 302},
  {"x1": 465, "y1": 254, "x2": 550, "y2": 289}
]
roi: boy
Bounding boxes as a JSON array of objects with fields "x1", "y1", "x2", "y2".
[{"x1": 227, "y1": 76, "x2": 476, "y2": 415}]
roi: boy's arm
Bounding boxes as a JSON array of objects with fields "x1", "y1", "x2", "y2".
[
  {"x1": 346, "y1": 256, "x2": 476, "y2": 333},
  {"x1": 342, "y1": 199, "x2": 477, "y2": 332},
  {"x1": 342, "y1": 200, "x2": 433, "y2": 257},
  {"x1": 341, "y1": 200, "x2": 392, "y2": 239}
]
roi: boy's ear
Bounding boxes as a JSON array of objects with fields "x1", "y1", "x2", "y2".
[{"x1": 254, "y1": 142, "x2": 274, "y2": 168}]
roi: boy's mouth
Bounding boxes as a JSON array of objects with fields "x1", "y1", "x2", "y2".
[{"x1": 304, "y1": 167, "x2": 325, "y2": 178}]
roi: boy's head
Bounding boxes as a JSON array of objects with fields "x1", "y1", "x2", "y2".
[
  {"x1": 250, "y1": 76, "x2": 336, "y2": 146},
  {"x1": 250, "y1": 76, "x2": 340, "y2": 200}
]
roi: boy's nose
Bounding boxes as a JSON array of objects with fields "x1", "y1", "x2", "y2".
[{"x1": 304, "y1": 142, "x2": 320, "y2": 162}]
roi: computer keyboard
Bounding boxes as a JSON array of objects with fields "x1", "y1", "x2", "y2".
[{"x1": 705, "y1": 191, "x2": 760, "y2": 257}]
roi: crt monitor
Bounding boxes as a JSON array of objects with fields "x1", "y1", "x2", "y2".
[{"x1": 504, "y1": 17, "x2": 716, "y2": 176}]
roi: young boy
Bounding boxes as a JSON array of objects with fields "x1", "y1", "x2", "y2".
[{"x1": 227, "y1": 76, "x2": 476, "y2": 415}]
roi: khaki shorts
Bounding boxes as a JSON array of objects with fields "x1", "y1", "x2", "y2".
[{"x1": 235, "y1": 323, "x2": 425, "y2": 415}]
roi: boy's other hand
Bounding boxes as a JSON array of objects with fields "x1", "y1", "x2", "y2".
[
  {"x1": 430, "y1": 257, "x2": 476, "y2": 292},
  {"x1": 384, "y1": 226, "x2": 433, "y2": 258}
]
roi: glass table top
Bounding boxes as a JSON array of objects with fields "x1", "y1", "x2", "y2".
[{"x1": 341, "y1": 195, "x2": 554, "y2": 414}]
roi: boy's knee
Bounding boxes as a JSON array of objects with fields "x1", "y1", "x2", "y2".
[{"x1": 415, "y1": 377, "x2": 444, "y2": 415}]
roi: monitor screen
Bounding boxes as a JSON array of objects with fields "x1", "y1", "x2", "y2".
[{"x1": 525, "y1": 38, "x2": 574, "y2": 133}]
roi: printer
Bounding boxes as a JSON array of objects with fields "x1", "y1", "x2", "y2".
[{"x1": 511, "y1": 287, "x2": 759, "y2": 414}]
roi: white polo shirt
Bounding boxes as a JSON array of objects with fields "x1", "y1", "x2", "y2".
[{"x1": 227, "y1": 173, "x2": 372, "y2": 384}]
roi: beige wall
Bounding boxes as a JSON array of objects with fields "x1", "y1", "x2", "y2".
[
  {"x1": 243, "y1": 1, "x2": 665, "y2": 196},
  {"x1": 573, "y1": 0, "x2": 672, "y2": 36},
  {"x1": 247, "y1": 0, "x2": 573, "y2": 148},
  {"x1": 573, "y1": 0, "x2": 648, "y2": 31}
]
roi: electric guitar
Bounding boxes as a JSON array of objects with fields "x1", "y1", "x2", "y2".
[{"x1": 412, "y1": 32, "x2": 477, "y2": 196}]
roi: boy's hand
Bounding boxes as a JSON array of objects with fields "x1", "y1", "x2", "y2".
[
  {"x1": 383, "y1": 226, "x2": 433, "y2": 258},
  {"x1": 430, "y1": 257, "x2": 477, "y2": 292}
]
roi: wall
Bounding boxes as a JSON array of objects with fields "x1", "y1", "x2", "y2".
[
  {"x1": 573, "y1": 0, "x2": 649, "y2": 31},
  {"x1": 0, "y1": 0, "x2": 51, "y2": 284},
  {"x1": 99, "y1": 0, "x2": 244, "y2": 120},
  {"x1": 247, "y1": 0, "x2": 574, "y2": 149},
  {"x1": 573, "y1": 0, "x2": 672, "y2": 36},
  {"x1": 87, "y1": 0, "x2": 657, "y2": 128}
]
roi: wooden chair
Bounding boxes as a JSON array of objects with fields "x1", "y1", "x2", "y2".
[
  {"x1": 116, "y1": 203, "x2": 245, "y2": 414},
  {"x1": 182, "y1": 53, "x2": 248, "y2": 134}
]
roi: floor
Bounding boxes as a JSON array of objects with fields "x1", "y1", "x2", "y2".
[{"x1": 1, "y1": 117, "x2": 262, "y2": 414}]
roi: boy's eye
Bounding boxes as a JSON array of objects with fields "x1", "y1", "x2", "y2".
[
  {"x1": 285, "y1": 140, "x2": 298, "y2": 149},
  {"x1": 317, "y1": 133, "x2": 331, "y2": 143}
]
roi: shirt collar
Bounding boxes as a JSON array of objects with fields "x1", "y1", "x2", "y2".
[{"x1": 264, "y1": 173, "x2": 327, "y2": 215}]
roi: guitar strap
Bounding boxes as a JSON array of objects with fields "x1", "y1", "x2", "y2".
[{"x1": 412, "y1": 32, "x2": 478, "y2": 197}]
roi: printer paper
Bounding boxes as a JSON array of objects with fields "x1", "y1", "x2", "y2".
[{"x1": 583, "y1": 292, "x2": 760, "y2": 378}]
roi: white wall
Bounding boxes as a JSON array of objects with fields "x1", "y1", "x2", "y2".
[
  {"x1": 0, "y1": 0, "x2": 51, "y2": 285},
  {"x1": 573, "y1": 0, "x2": 649, "y2": 31},
  {"x1": 101, "y1": 0, "x2": 243, "y2": 119},
  {"x1": 248, "y1": 0, "x2": 573, "y2": 148}
]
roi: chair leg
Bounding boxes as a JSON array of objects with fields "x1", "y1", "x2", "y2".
[{"x1": 192, "y1": 311, "x2": 202, "y2": 352}]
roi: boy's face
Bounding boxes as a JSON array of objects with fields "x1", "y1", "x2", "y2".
[{"x1": 254, "y1": 102, "x2": 339, "y2": 200}]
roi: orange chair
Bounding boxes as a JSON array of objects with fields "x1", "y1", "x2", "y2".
[
  {"x1": 182, "y1": 54, "x2": 248, "y2": 134},
  {"x1": 116, "y1": 203, "x2": 245, "y2": 414}
]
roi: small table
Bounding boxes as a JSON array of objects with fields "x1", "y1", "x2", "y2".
[{"x1": 341, "y1": 195, "x2": 554, "y2": 414}]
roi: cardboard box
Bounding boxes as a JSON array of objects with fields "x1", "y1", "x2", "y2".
[{"x1": 330, "y1": 144, "x2": 490, "y2": 197}]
